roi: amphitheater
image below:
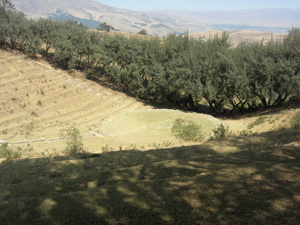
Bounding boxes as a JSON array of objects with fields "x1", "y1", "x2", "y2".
[
  {"x1": 0, "y1": 49, "x2": 229, "y2": 157},
  {"x1": 1, "y1": 49, "x2": 299, "y2": 157}
]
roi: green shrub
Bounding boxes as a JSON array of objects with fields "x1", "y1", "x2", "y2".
[
  {"x1": 64, "y1": 126, "x2": 85, "y2": 155},
  {"x1": 212, "y1": 123, "x2": 229, "y2": 139},
  {"x1": 0, "y1": 143, "x2": 20, "y2": 160},
  {"x1": 31, "y1": 111, "x2": 38, "y2": 117},
  {"x1": 85, "y1": 68, "x2": 94, "y2": 79},
  {"x1": 247, "y1": 116, "x2": 266, "y2": 129},
  {"x1": 254, "y1": 116, "x2": 266, "y2": 125},
  {"x1": 237, "y1": 129, "x2": 253, "y2": 137},
  {"x1": 247, "y1": 123, "x2": 254, "y2": 129},
  {"x1": 37, "y1": 100, "x2": 42, "y2": 106},
  {"x1": 171, "y1": 118, "x2": 203, "y2": 141},
  {"x1": 290, "y1": 111, "x2": 300, "y2": 128}
]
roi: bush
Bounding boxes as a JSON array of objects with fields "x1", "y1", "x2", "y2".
[
  {"x1": 0, "y1": 143, "x2": 20, "y2": 160},
  {"x1": 31, "y1": 111, "x2": 38, "y2": 117},
  {"x1": 85, "y1": 68, "x2": 94, "y2": 79},
  {"x1": 171, "y1": 118, "x2": 203, "y2": 141},
  {"x1": 212, "y1": 123, "x2": 229, "y2": 139},
  {"x1": 37, "y1": 100, "x2": 42, "y2": 106},
  {"x1": 138, "y1": 29, "x2": 147, "y2": 35},
  {"x1": 290, "y1": 111, "x2": 300, "y2": 128},
  {"x1": 247, "y1": 123, "x2": 254, "y2": 129},
  {"x1": 237, "y1": 129, "x2": 253, "y2": 137},
  {"x1": 64, "y1": 126, "x2": 85, "y2": 155},
  {"x1": 254, "y1": 116, "x2": 266, "y2": 125}
]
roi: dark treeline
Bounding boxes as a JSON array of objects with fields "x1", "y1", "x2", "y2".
[{"x1": 1, "y1": 1, "x2": 300, "y2": 113}]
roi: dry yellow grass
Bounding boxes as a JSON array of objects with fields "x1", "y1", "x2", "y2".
[
  {"x1": 189, "y1": 30, "x2": 286, "y2": 47},
  {"x1": 92, "y1": 29, "x2": 163, "y2": 40},
  {"x1": 0, "y1": 49, "x2": 221, "y2": 157},
  {"x1": 0, "y1": 131, "x2": 299, "y2": 224}
]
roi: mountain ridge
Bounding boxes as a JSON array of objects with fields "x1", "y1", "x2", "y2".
[
  {"x1": 11, "y1": 0, "x2": 298, "y2": 35},
  {"x1": 11, "y1": 0, "x2": 213, "y2": 36},
  {"x1": 155, "y1": 8, "x2": 300, "y2": 27}
]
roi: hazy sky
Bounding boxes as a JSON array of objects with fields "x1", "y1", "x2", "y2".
[{"x1": 95, "y1": 0, "x2": 300, "y2": 11}]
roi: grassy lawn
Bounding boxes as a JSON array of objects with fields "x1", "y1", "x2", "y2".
[{"x1": 106, "y1": 110, "x2": 217, "y2": 144}]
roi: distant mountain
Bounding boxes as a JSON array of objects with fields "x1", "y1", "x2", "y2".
[
  {"x1": 152, "y1": 9, "x2": 300, "y2": 33},
  {"x1": 10, "y1": 0, "x2": 214, "y2": 36},
  {"x1": 11, "y1": 0, "x2": 298, "y2": 35}
]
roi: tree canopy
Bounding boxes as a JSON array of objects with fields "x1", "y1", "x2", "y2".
[
  {"x1": 1, "y1": 5, "x2": 300, "y2": 114},
  {"x1": 97, "y1": 22, "x2": 114, "y2": 32}
]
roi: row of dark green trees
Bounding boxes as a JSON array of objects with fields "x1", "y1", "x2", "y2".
[{"x1": 1, "y1": 1, "x2": 300, "y2": 113}]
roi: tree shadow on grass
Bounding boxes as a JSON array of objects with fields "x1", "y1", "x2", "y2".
[{"x1": 0, "y1": 129, "x2": 300, "y2": 224}]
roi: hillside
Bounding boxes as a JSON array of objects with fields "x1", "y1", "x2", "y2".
[
  {"x1": 189, "y1": 30, "x2": 286, "y2": 47},
  {"x1": 0, "y1": 49, "x2": 155, "y2": 157},
  {"x1": 1, "y1": 48, "x2": 300, "y2": 155},
  {"x1": 154, "y1": 8, "x2": 300, "y2": 33},
  {"x1": 11, "y1": 0, "x2": 298, "y2": 36},
  {"x1": 11, "y1": 0, "x2": 213, "y2": 36},
  {"x1": 1, "y1": 134, "x2": 300, "y2": 224},
  {"x1": 1, "y1": 47, "x2": 300, "y2": 224}
]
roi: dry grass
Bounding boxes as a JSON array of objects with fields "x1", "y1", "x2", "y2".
[
  {"x1": 189, "y1": 30, "x2": 286, "y2": 47},
  {"x1": 92, "y1": 29, "x2": 163, "y2": 40},
  {"x1": 106, "y1": 110, "x2": 216, "y2": 144},
  {"x1": 0, "y1": 49, "x2": 226, "y2": 156},
  {"x1": 0, "y1": 129, "x2": 299, "y2": 224}
]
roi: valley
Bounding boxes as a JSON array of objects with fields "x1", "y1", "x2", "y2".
[{"x1": 1, "y1": 0, "x2": 300, "y2": 223}]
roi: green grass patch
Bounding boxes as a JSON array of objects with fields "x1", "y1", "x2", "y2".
[
  {"x1": 106, "y1": 110, "x2": 216, "y2": 144},
  {"x1": 248, "y1": 116, "x2": 267, "y2": 129}
]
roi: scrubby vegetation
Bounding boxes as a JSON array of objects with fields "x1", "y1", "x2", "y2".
[
  {"x1": 212, "y1": 123, "x2": 229, "y2": 139},
  {"x1": 290, "y1": 111, "x2": 300, "y2": 128},
  {"x1": 0, "y1": 142, "x2": 20, "y2": 160},
  {"x1": 1, "y1": 0, "x2": 300, "y2": 114},
  {"x1": 64, "y1": 126, "x2": 85, "y2": 155},
  {"x1": 171, "y1": 118, "x2": 203, "y2": 141}
]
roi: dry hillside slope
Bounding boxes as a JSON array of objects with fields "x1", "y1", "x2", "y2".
[
  {"x1": 0, "y1": 123, "x2": 300, "y2": 224},
  {"x1": 151, "y1": 9, "x2": 300, "y2": 32},
  {"x1": 190, "y1": 30, "x2": 286, "y2": 47},
  {"x1": 11, "y1": 0, "x2": 213, "y2": 36},
  {"x1": 1, "y1": 48, "x2": 300, "y2": 157},
  {"x1": 0, "y1": 49, "x2": 156, "y2": 157},
  {"x1": 0, "y1": 49, "x2": 300, "y2": 224}
]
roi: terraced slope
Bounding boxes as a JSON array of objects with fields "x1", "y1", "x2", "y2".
[
  {"x1": 1, "y1": 50, "x2": 236, "y2": 158},
  {"x1": 0, "y1": 50, "x2": 154, "y2": 157},
  {"x1": 1, "y1": 49, "x2": 300, "y2": 158}
]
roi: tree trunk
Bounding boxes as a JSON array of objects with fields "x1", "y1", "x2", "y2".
[{"x1": 188, "y1": 94, "x2": 198, "y2": 112}]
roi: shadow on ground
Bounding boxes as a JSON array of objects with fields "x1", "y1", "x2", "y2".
[{"x1": 0, "y1": 129, "x2": 300, "y2": 225}]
